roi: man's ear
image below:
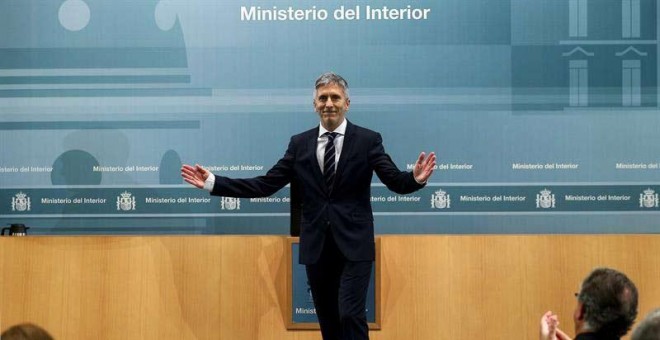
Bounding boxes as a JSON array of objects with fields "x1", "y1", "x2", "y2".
[{"x1": 575, "y1": 301, "x2": 586, "y2": 321}]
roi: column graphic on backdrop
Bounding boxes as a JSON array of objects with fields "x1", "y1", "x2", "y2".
[
  {"x1": 563, "y1": 0, "x2": 656, "y2": 108},
  {"x1": 0, "y1": 0, "x2": 199, "y2": 98},
  {"x1": 513, "y1": 0, "x2": 658, "y2": 110}
]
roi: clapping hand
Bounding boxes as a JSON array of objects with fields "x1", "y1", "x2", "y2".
[{"x1": 540, "y1": 311, "x2": 572, "y2": 340}]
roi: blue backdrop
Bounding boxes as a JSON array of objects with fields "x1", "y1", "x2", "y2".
[{"x1": 1, "y1": 0, "x2": 659, "y2": 234}]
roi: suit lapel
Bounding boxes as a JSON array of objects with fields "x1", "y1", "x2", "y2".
[{"x1": 307, "y1": 127, "x2": 325, "y2": 189}]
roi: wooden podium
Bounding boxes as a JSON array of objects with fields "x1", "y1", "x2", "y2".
[
  {"x1": 2, "y1": 235, "x2": 659, "y2": 339},
  {"x1": 285, "y1": 237, "x2": 381, "y2": 330}
]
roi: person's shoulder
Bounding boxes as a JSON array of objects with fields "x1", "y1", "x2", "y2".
[
  {"x1": 348, "y1": 122, "x2": 379, "y2": 137},
  {"x1": 290, "y1": 127, "x2": 318, "y2": 143}
]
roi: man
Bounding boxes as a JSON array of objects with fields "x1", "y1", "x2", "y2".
[
  {"x1": 632, "y1": 309, "x2": 660, "y2": 340},
  {"x1": 540, "y1": 267, "x2": 639, "y2": 340},
  {"x1": 181, "y1": 72, "x2": 436, "y2": 339}
]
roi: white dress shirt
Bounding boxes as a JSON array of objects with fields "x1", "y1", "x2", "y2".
[{"x1": 317, "y1": 119, "x2": 346, "y2": 174}]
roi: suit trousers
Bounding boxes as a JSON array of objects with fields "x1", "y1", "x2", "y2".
[{"x1": 305, "y1": 232, "x2": 373, "y2": 340}]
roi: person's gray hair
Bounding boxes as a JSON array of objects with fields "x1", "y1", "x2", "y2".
[
  {"x1": 577, "y1": 267, "x2": 638, "y2": 337},
  {"x1": 314, "y1": 72, "x2": 349, "y2": 99},
  {"x1": 632, "y1": 308, "x2": 660, "y2": 340}
]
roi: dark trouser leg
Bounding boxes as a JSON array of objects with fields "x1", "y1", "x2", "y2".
[
  {"x1": 306, "y1": 234, "x2": 343, "y2": 340},
  {"x1": 306, "y1": 233, "x2": 373, "y2": 340},
  {"x1": 338, "y1": 260, "x2": 372, "y2": 340}
]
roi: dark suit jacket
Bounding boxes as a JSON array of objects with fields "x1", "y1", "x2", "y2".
[
  {"x1": 211, "y1": 120, "x2": 424, "y2": 264},
  {"x1": 575, "y1": 332, "x2": 620, "y2": 340}
]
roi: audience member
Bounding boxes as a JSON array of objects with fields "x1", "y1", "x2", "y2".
[
  {"x1": 632, "y1": 308, "x2": 660, "y2": 340},
  {"x1": 0, "y1": 323, "x2": 54, "y2": 340},
  {"x1": 540, "y1": 267, "x2": 638, "y2": 340}
]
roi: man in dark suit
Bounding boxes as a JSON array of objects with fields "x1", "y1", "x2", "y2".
[{"x1": 181, "y1": 72, "x2": 436, "y2": 339}]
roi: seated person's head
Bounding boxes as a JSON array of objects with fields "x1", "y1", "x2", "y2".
[
  {"x1": 0, "y1": 323, "x2": 54, "y2": 340},
  {"x1": 632, "y1": 308, "x2": 660, "y2": 340},
  {"x1": 575, "y1": 268, "x2": 638, "y2": 337}
]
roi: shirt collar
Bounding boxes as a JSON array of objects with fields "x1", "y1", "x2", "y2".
[{"x1": 318, "y1": 119, "x2": 347, "y2": 137}]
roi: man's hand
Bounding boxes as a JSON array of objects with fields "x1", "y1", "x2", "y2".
[
  {"x1": 181, "y1": 164, "x2": 210, "y2": 189},
  {"x1": 540, "y1": 311, "x2": 559, "y2": 340},
  {"x1": 413, "y1": 152, "x2": 436, "y2": 184},
  {"x1": 540, "y1": 311, "x2": 572, "y2": 340}
]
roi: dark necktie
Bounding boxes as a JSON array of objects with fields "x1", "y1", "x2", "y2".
[{"x1": 323, "y1": 132, "x2": 338, "y2": 191}]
